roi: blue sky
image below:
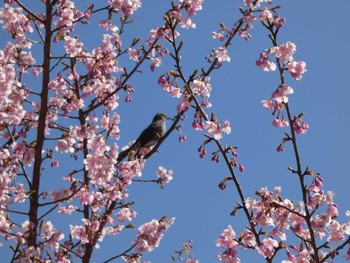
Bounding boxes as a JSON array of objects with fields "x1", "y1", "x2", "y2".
[{"x1": 1, "y1": 0, "x2": 350, "y2": 262}]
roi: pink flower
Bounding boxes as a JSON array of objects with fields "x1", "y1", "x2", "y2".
[
  {"x1": 40, "y1": 221, "x2": 55, "y2": 239},
  {"x1": 150, "y1": 57, "x2": 162, "y2": 72},
  {"x1": 327, "y1": 221, "x2": 347, "y2": 242},
  {"x1": 157, "y1": 166, "x2": 174, "y2": 185},
  {"x1": 58, "y1": 205, "x2": 77, "y2": 215},
  {"x1": 50, "y1": 188, "x2": 72, "y2": 202},
  {"x1": 128, "y1": 48, "x2": 140, "y2": 62},
  {"x1": 216, "y1": 225, "x2": 238, "y2": 248},
  {"x1": 256, "y1": 237, "x2": 278, "y2": 258},
  {"x1": 286, "y1": 61, "x2": 307, "y2": 80},
  {"x1": 212, "y1": 31, "x2": 225, "y2": 41},
  {"x1": 256, "y1": 52, "x2": 276, "y2": 71},
  {"x1": 179, "y1": 0, "x2": 204, "y2": 14},
  {"x1": 177, "y1": 97, "x2": 190, "y2": 112},
  {"x1": 293, "y1": 119, "x2": 309, "y2": 135},
  {"x1": 116, "y1": 208, "x2": 137, "y2": 222},
  {"x1": 99, "y1": 19, "x2": 118, "y2": 32},
  {"x1": 191, "y1": 77, "x2": 212, "y2": 98},
  {"x1": 181, "y1": 17, "x2": 196, "y2": 29},
  {"x1": 192, "y1": 118, "x2": 204, "y2": 130},
  {"x1": 276, "y1": 144, "x2": 285, "y2": 152},
  {"x1": 64, "y1": 36, "x2": 83, "y2": 57},
  {"x1": 0, "y1": 4, "x2": 33, "y2": 48},
  {"x1": 215, "y1": 47, "x2": 231, "y2": 63},
  {"x1": 261, "y1": 99, "x2": 276, "y2": 110},
  {"x1": 217, "y1": 249, "x2": 240, "y2": 263},
  {"x1": 134, "y1": 218, "x2": 175, "y2": 252},
  {"x1": 271, "y1": 85, "x2": 294, "y2": 103},
  {"x1": 260, "y1": 8, "x2": 273, "y2": 21},
  {"x1": 201, "y1": 99, "x2": 212, "y2": 108},
  {"x1": 327, "y1": 204, "x2": 339, "y2": 218},
  {"x1": 272, "y1": 118, "x2": 289, "y2": 128},
  {"x1": 270, "y1": 41, "x2": 296, "y2": 62},
  {"x1": 108, "y1": 0, "x2": 142, "y2": 15},
  {"x1": 222, "y1": 120, "x2": 231, "y2": 134},
  {"x1": 77, "y1": 187, "x2": 94, "y2": 205},
  {"x1": 87, "y1": 135, "x2": 110, "y2": 155},
  {"x1": 55, "y1": 137, "x2": 76, "y2": 153},
  {"x1": 70, "y1": 225, "x2": 89, "y2": 244},
  {"x1": 240, "y1": 229, "x2": 257, "y2": 248},
  {"x1": 205, "y1": 120, "x2": 231, "y2": 140},
  {"x1": 118, "y1": 160, "x2": 143, "y2": 184}
]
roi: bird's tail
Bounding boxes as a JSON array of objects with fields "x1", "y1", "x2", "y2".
[{"x1": 116, "y1": 141, "x2": 140, "y2": 163}]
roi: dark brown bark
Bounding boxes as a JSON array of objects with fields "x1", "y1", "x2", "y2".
[{"x1": 28, "y1": 1, "x2": 53, "y2": 247}]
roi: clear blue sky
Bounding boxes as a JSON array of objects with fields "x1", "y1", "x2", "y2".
[{"x1": 1, "y1": 1, "x2": 350, "y2": 262}]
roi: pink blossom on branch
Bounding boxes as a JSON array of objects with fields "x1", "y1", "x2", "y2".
[
  {"x1": 270, "y1": 41, "x2": 297, "y2": 63},
  {"x1": 0, "y1": 4, "x2": 33, "y2": 48},
  {"x1": 216, "y1": 225, "x2": 238, "y2": 249},
  {"x1": 286, "y1": 60, "x2": 307, "y2": 80},
  {"x1": 256, "y1": 237, "x2": 278, "y2": 258},
  {"x1": 216, "y1": 225, "x2": 240, "y2": 262},
  {"x1": 256, "y1": 51, "x2": 276, "y2": 71},
  {"x1": 134, "y1": 217, "x2": 175, "y2": 252},
  {"x1": 178, "y1": 0, "x2": 204, "y2": 14},
  {"x1": 271, "y1": 84, "x2": 294, "y2": 103},
  {"x1": 205, "y1": 120, "x2": 231, "y2": 140},
  {"x1": 191, "y1": 77, "x2": 212, "y2": 98},
  {"x1": 157, "y1": 166, "x2": 174, "y2": 187},
  {"x1": 293, "y1": 118, "x2": 309, "y2": 135},
  {"x1": 128, "y1": 48, "x2": 140, "y2": 62},
  {"x1": 215, "y1": 47, "x2": 231, "y2": 63},
  {"x1": 108, "y1": 0, "x2": 142, "y2": 15},
  {"x1": 116, "y1": 207, "x2": 137, "y2": 222},
  {"x1": 272, "y1": 117, "x2": 289, "y2": 128},
  {"x1": 259, "y1": 7, "x2": 273, "y2": 22},
  {"x1": 212, "y1": 31, "x2": 226, "y2": 42}
]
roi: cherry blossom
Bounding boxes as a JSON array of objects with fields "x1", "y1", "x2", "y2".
[
  {"x1": 215, "y1": 47, "x2": 231, "y2": 63},
  {"x1": 216, "y1": 225, "x2": 240, "y2": 262},
  {"x1": 64, "y1": 36, "x2": 83, "y2": 57},
  {"x1": 286, "y1": 60, "x2": 307, "y2": 80},
  {"x1": 134, "y1": 217, "x2": 175, "y2": 252},
  {"x1": 272, "y1": 84, "x2": 294, "y2": 103},
  {"x1": 212, "y1": 31, "x2": 225, "y2": 41},
  {"x1": 256, "y1": 237, "x2": 279, "y2": 258},
  {"x1": 108, "y1": 0, "x2": 142, "y2": 15},
  {"x1": 256, "y1": 51, "x2": 276, "y2": 71},
  {"x1": 205, "y1": 120, "x2": 231, "y2": 140},
  {"x1": 191, "y1": 77, "x2": 212, "y2": 98},
  {"x1": 270, "y1": 41, "x2": 297, "y2": 63},
  {"x1": 116, "y1": 207, "x2": 137, "y2": 222},
  {"x1": 0, "y1": 4, "x2": 33, "y2": 48},
  {"x1": 293, "y1": 118, "x2": 309, "y2": 135},
  {"x1": 156, "y1": 166, "x2": 174, "y2": 189}
]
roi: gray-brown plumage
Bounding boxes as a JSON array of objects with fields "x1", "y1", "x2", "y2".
[{"x1": 117, "y1": 113, "x2": 168, "y2": 162}]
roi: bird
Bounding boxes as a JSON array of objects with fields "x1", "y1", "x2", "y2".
[{"x1": 117, "y1": 113, "x2": 169, "y2": 162}]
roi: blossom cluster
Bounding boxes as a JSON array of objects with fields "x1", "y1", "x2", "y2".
[
  {"x1": 0, "y1": 4, "x2": 33, "y2": 48},
  {"x1": 134, "y1": 217, "x2": 175, "y2": 252},
  {"x1": 258, "y1": 41, "x2": 309, "y2": 139},
  {"x1": 256, "y1": 41, "x2": 307, "y2": 81},
  {"x1": 205, "y1": 120, "x2": 231, "y2": 140},
  {"x1": 217, "y1": 175, "x2": 350, "y2": 262},
  {"x1": 157, "y1": 166, "x2": 174, "y2": 188}
]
